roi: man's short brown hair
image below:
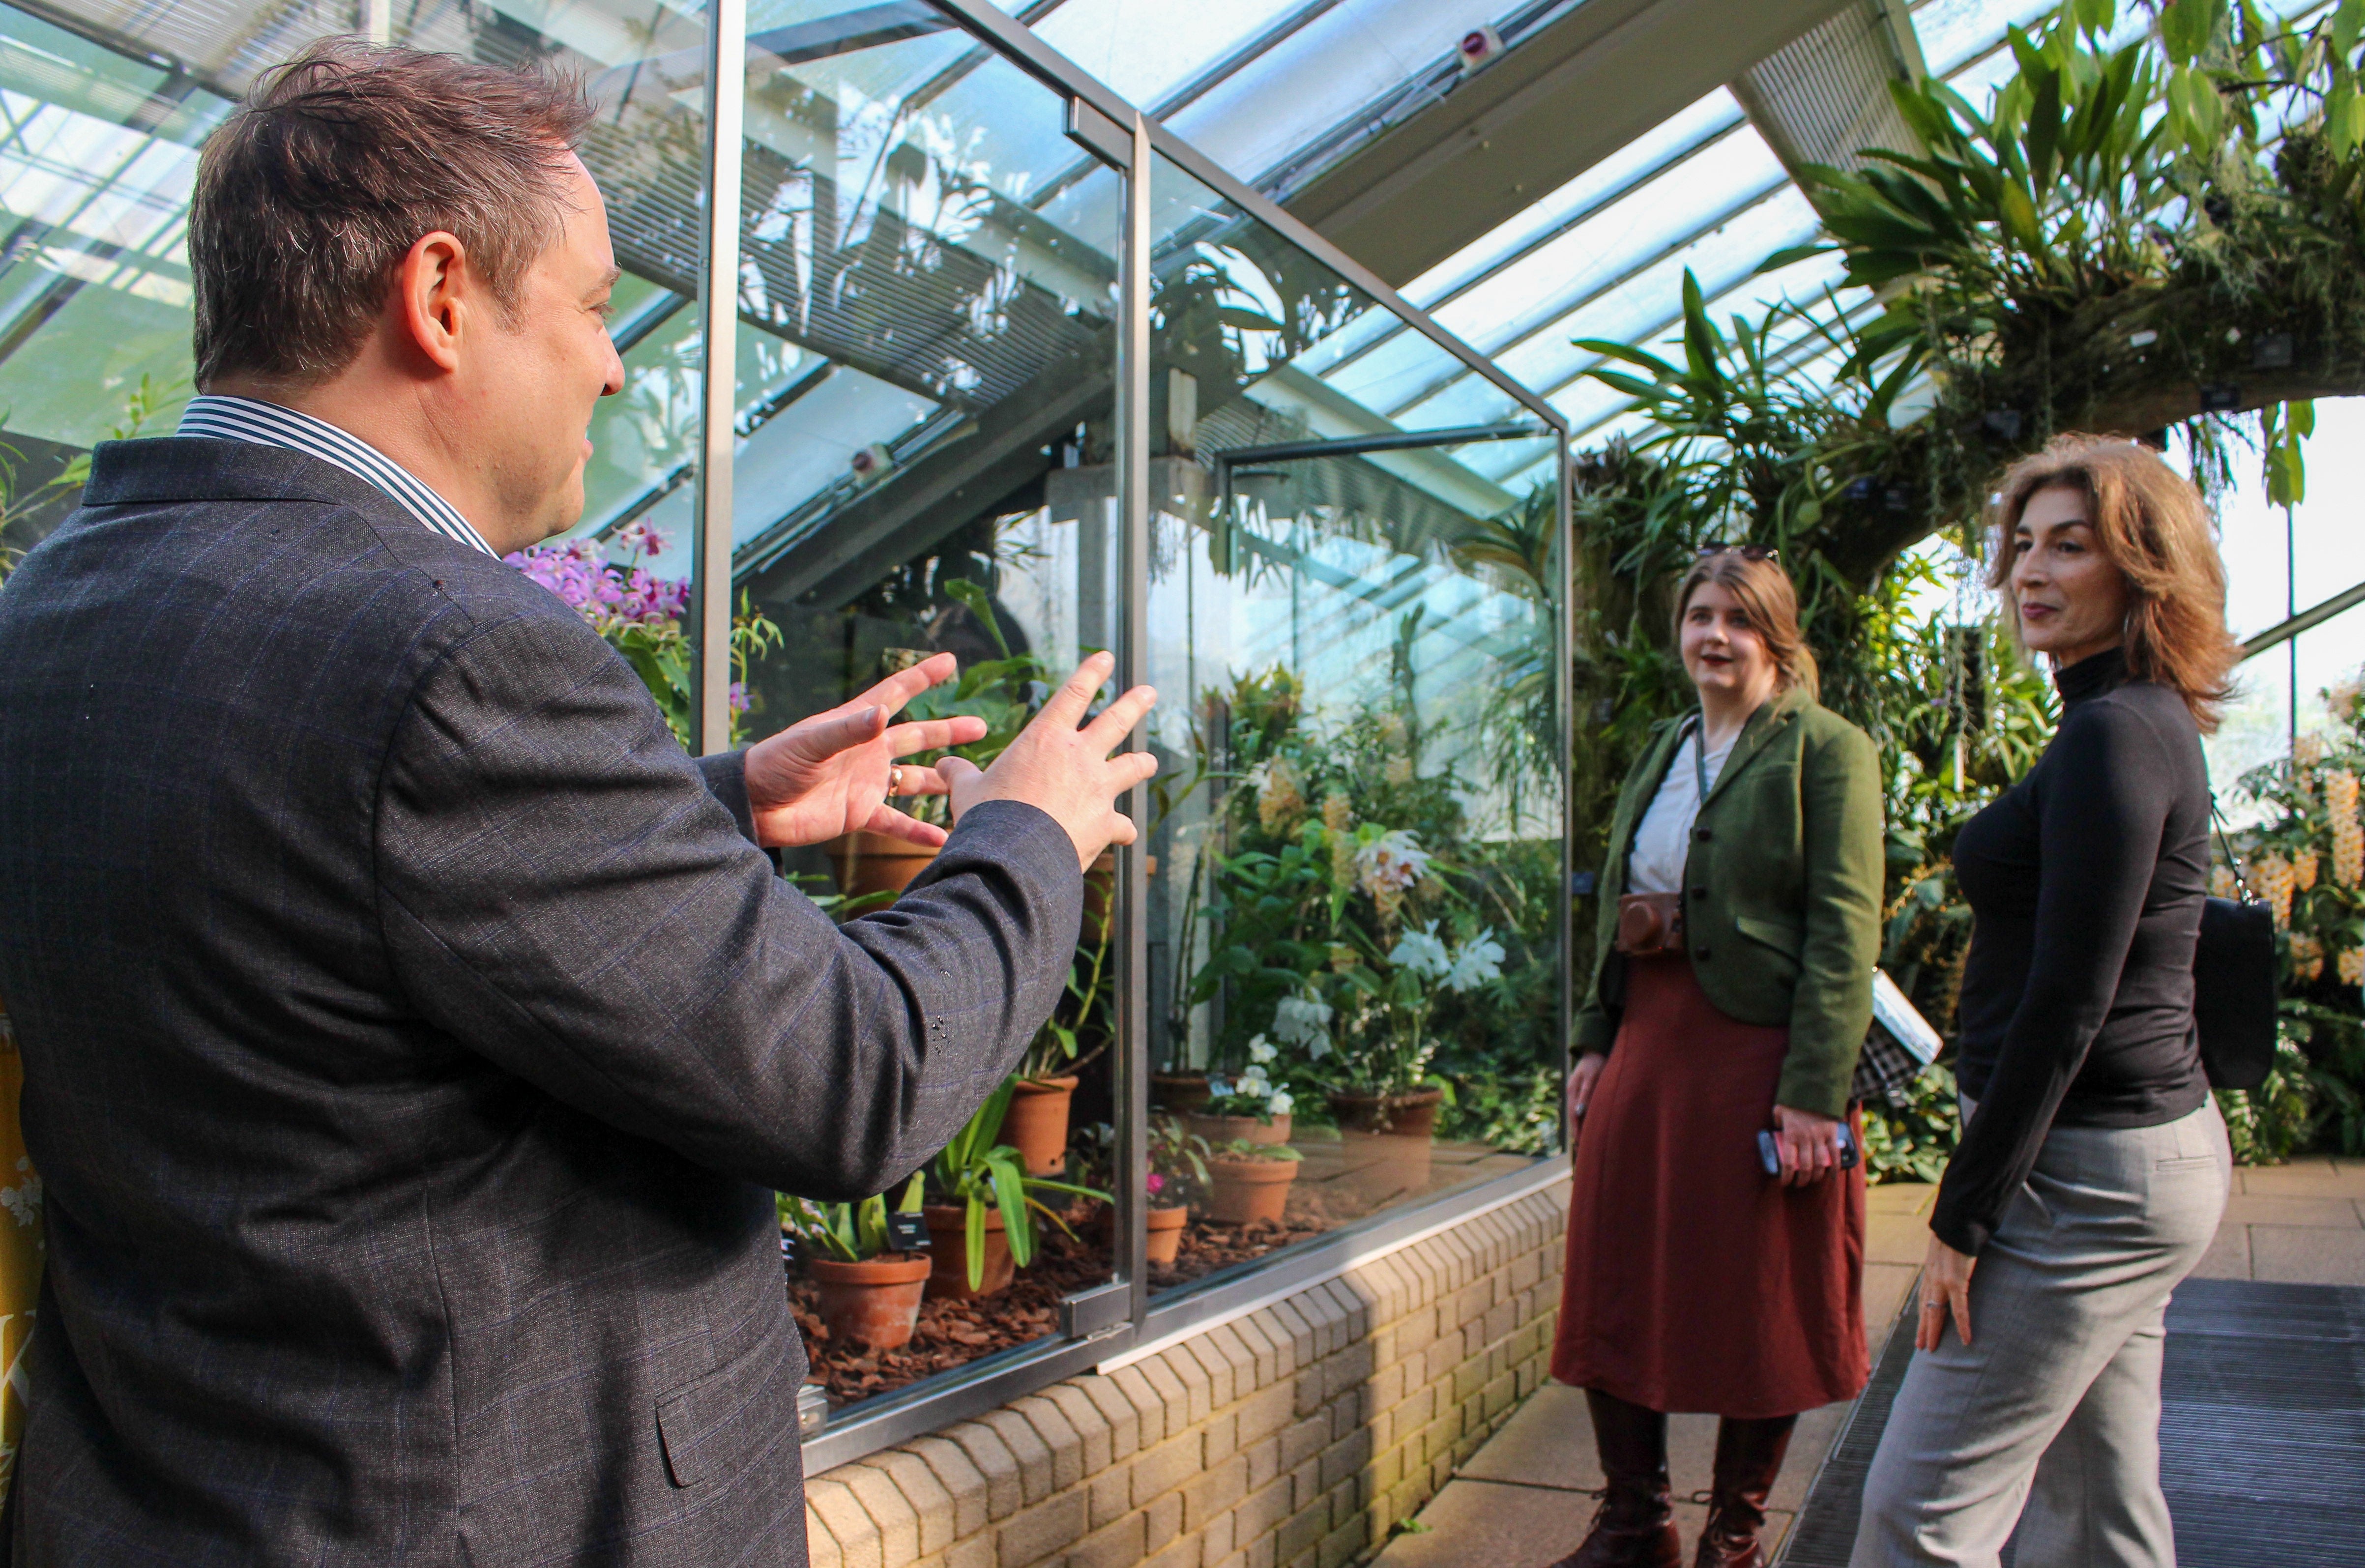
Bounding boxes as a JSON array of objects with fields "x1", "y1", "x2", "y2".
[{"x1": 189, "y1": 38, "x2": 594, "y2": 389}]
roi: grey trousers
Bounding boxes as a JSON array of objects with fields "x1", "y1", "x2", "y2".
[{"x1": 1850, "y1": 1096, "x2": 2231, "y2": 1568}]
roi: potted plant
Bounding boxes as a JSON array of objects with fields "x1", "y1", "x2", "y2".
[
  {"x1": 923, "y1": 1079, "x2": 1106, "y2": 1299},
  {"x1": 1324, "y1": 920, "x2": 1504, "y2": 1136},
  {"x1": 1004, "y1": 903, "x2": 1116, "y2": 1176},
  {"x1": 1182, "y1": 1036, "x2": 1295, "y2": 1146},
  {"x1": 1144, "y1": 1119, "x2": 1210, "y2": 1264},
  {"x1": 1203, "y1": 1139, "x2": 1302, "y2": 1226},
  {"x1": 780, "y1": 1176, "x2": 931, "y2": 1351}
]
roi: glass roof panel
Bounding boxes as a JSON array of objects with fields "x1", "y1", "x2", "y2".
[
  {"x1": 1491, "y1": 187, "x2": 1822, "y2": 400},
  {"x1": 1395, "y1": 87, "x2": 1750, "y2": 313},
  {"x1": 1911, "y1": 0, "x2": 2056, "y2": 76},
  {"x1": 1030, "y1": 0, "x2": 1303, "y2": 109},
  {"x1": 1426, "y1": 129, "x2": 1787, "y2": 362},
  {"x1": 1163, "y1": 0, "x2": 1538, "y2": 185}
]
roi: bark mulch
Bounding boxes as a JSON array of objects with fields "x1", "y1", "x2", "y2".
[
  {"x1": 790, "y1": 1196, "x2": 1371, "y2": 1407},
  {"x1": 1149, "y1": 1215, "x2": 1330, "y2": 1288},
  {"x1": 788, "y1": 1220, "x2": 1111, "y2": 1407}
]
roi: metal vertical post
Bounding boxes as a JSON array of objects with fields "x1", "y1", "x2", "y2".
[
  {"x1": 2287, "y1": 505, "x2": 2299, "y2": 755},
  {"x1": 1113, "y1": 109, "x2": 1153, "y2": 1331},
  {"x1": 692, "y1": 0, "x2": 747, "y2": 756},
  {"x1": 1555, "y1": 432, "x2": 1576, "y2": 1155},
  {"x1": 358, "y1": 0, "x2": 391, "y2": 44}
]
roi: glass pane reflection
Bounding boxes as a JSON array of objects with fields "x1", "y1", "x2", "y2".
[
  {"x1": 1144, "y1": 149, "x2": 1562, "y2": 1298},
  {"x1": 724, "y1": 10, "x2": 1123, "y2": 1412}
]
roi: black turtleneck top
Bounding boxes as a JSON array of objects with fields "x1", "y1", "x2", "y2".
[{"x1": 1931, "y1": 646, "x2": 2212, "y2": 1255}]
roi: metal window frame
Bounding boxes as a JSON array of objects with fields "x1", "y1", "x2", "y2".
[{"x1": 707, "y1": 0, "x2": 1572, "y2": 1470}]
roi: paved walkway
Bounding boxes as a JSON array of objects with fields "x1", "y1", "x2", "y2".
[{"x1": 1370, "y1": 1156, "x2": 2365, "y2": 1568}]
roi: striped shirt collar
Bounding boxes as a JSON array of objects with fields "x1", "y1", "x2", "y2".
[{"x1": 177, "y1": 393, "x2": 497, "y2": 558}]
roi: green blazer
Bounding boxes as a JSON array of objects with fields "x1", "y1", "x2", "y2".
[{"x1": 1575, "y1": 686, "x2": 1884, "y2": 1119}]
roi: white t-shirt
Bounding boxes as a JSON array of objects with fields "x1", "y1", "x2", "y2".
[{"x1": 1626, "y1": 722, "x2": 1738, "y2": 895}]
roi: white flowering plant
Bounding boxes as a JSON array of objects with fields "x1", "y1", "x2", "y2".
[
  {"x1": 1172, "y1": 664, "x2": 1560, "y2": 1149},
  {"x1": 1202, "y1": 1037, "x2": 1297, "y2": 1122},
  {"x1": 1316, "y1": 919, "x2": 1509, "y2": 1102}
]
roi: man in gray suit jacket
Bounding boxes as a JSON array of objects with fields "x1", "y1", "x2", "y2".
[{"x1": 0, "y1": 38, "x2": 1154, "y2": 1567}]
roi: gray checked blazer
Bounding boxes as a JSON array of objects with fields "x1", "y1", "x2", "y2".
[{"x1": 0, "y1": 438, "x2": 1083, "y2": 1566}]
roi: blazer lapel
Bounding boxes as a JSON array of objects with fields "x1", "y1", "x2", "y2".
[{"x1": 1701, "y1": 687, "x2": 1807, "y2": 809}]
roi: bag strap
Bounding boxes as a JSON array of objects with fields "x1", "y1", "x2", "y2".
[{"x1": 2209, "y1": 794, "x2": 2262, "y2": 904}]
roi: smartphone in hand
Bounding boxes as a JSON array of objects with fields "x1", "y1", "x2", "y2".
[{"x1": 1758, "y1": 1125, "x2": 1858, "y2": 1177}]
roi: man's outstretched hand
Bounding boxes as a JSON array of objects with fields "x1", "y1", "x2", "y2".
[
  {"x1": 742, "y1": 652, "x2": 986, "y2": 850},
  {"x1": 939, "y1": 651, "x2": 1157, "y2": 871}
]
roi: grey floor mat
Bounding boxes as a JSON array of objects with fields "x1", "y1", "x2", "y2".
[{"x1": 1780, "y1": 1277, "x2": 2365, "y2": 1567}]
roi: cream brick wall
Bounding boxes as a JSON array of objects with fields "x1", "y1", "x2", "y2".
[{"x1": 804, "y1": 1179, "x2": 1571, "y2": 1568}]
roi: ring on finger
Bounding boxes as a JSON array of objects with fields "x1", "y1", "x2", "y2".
[{"x1": 891, "y1": 765, "x2": 905, "y2": 794}]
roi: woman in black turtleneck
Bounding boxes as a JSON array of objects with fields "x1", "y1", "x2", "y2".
[{"x1": 1853, "y1": 436, "x2": 2240, "y2": 1568}]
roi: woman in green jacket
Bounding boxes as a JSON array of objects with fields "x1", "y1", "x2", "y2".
[{"x1": 1546, "y1": 549, "x2": 1884, "y2": 1568}]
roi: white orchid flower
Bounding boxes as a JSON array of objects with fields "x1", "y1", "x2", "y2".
[
  {"x1": 1247, "y1": 1035, "x2": 1278, "y2": 1065},
  {"x1": 1389, "y1": 921, "x2": 1453, "y2": 982},
  {"x1": 1445, "y1": 928, "x2": 1507, "y2": 992},
  {"x1": 1272, "y1": 993, "x2": 1333, "y2": 1053},
  {"x1": 1267, "y1": 1091, "x2": 1294, "y2": 1116}
]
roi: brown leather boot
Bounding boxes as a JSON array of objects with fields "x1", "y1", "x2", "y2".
[
  {"x1": 1544, "y1": 1389, "x2": 1680, "y2": 1568},
  {"x1": 1692, "y1": 1414, "x2": 1796, "y2": 1568}
]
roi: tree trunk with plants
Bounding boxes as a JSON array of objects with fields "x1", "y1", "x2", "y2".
[{"x1": 1562, "y1": 0, "x2": 2365, "y2": 1171}]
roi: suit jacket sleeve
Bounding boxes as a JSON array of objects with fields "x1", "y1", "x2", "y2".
[
  {"x1": 1775, "y1": 716, "x2": 1884, "y2": 1118},
  {"x1": 695, "y1": 751, "x2": 757, "y2": 842},
  {"x1": 372, "y1": 606, "x2": 1083, "y2": 1198}
]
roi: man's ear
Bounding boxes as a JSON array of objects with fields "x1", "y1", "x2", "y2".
[{"x1": 396, "y1": 231, "x2": 469, "y2": 374}]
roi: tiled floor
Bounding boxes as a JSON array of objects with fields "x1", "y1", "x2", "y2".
[
  {"x1": 1370, "y1": 1182, "x2": 1933, "y2": 1568},
  {"x1": 2190, "y1": 1155, "x2": 2365, "y2": 1286},
  {"x1": 1371, "y1": 1157, "x2": 2365, "y2": 1568}
]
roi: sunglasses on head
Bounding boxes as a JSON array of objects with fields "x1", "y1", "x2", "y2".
[{"x1": 1695, "y1": 541, "x2": 1779, "y2": 562}]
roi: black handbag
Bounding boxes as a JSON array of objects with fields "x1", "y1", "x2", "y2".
[{"x1": 2195, "y1": 803, "x2": 2279, "y2": 1092}]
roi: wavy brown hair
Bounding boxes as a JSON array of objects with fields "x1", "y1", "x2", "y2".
[
  {"x1": 1984, "y1": 434, "x2": 2240, "y2": 732},
  {"x1": 1671, "y1": 549, "x2": 1819, "y2": 699}
]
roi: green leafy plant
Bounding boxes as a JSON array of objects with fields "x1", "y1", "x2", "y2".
[
  {"x1": 1211, "y1": 1138, "x2": 1301, "y2": 1164},
  {"x1": 929, "y1": 1078, "x2": 1108, "y2": 1290},
  {"x1": 1148, "y1": 1119, "x2": 1211, "y2": 1204},
  {"x1": 779, "y1": 1173, "x2": 926, "y2": 1262},
  {"x1": 1020, "y1": 908, "x2": 1114, "y2": 1082},
  {"x1": 1860, "y1": 1064, "x2": 1964, "y2": 1185}
]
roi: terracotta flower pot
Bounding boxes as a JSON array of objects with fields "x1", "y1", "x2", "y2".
[
  {"x1": 1151, "y1": 1072, "x2": 1213, "y2": 1113},
  {"x1": 1005, "y1": 1076, "x2": 1079, "y2": 1176},
  {"x1": 922, "y1": 1204, "x2": 1015, "y2": 1299},
  {"x1": 1325, "y1": 1086, "x2": 1444, "y2": 1138},
  {"x1": 1106, "y1": 1201, "x2": 1192, "y2": 1265},
  {"x1": 824, "y1": 831, "x2": 940, "y2": 902},
  {"x1": 1182, "y1": 1111, "x2": 1292, "y2": 1148},
  {"x1": 807, "y1": 1253, "x2": 931, "y2": 1351},
  {"x1": 1204, "y1": 1156, "x2": 1298, "y2": 1225},
  {"x1": 1146, "y1": 1203, "x2": 1188, "y2": 1265}
]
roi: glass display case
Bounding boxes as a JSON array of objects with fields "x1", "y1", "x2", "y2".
[{"x1": 0, "y1": 0, "x2": 1570, "y2": 1472}]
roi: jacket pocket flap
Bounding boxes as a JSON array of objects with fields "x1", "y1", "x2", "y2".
[
  {"x1": 656, "y1": 1328, "x2": 801, "y2": 1489},
  {"x1": 1733, "y1": 914, "x2": 1805, "y2": 958}
]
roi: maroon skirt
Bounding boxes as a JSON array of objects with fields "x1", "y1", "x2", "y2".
[{"x1": 1551, "y1": 952, "x2": 1867, "y2": 1418}]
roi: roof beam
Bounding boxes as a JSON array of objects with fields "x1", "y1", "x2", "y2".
[{"x1": 1279, "y1": 0, "x2": 1851, "y2": 288}]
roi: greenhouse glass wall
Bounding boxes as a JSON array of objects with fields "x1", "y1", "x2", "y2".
[{"x1": 0, "y1": 0, "x2": 1570, "y2": 1467}]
